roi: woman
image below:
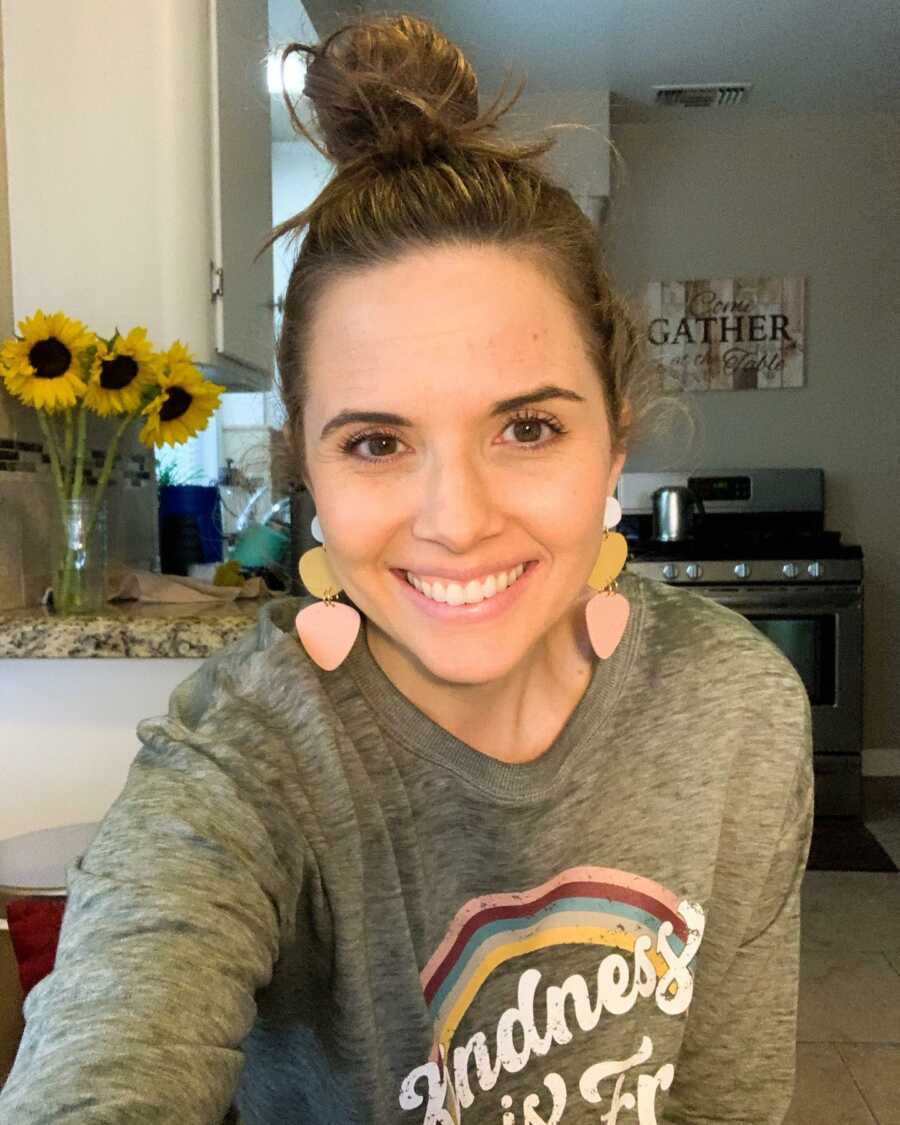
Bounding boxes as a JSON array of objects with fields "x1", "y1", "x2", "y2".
[{"x1": 0, "y1": 12, "x2": 813, "y2": 1125}]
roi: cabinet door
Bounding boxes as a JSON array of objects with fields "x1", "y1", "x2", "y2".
[{"x1": 208, "y1": 0, "x2": 275, "y2": 390}]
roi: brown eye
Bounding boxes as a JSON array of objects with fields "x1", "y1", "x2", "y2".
[
  {"x1": 510, "y1": 419, "x2": 544, "y2": 443},
  {"x1": 338, "y1": 411, "x2": 568, "y2": 466},
  {"x1": 338, "y1": 430, "x2": 405, "y2": 461},
  {"x1": 362, "y1": 435, "x2": 398, "y2": 457},
  {"x1": 502, "y1": 411, "x2": 567, "y2": 450}
]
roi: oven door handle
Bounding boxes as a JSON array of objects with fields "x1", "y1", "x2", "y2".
[{"x1": 694, "y1": 584, "x2": 861, "y2": 613}]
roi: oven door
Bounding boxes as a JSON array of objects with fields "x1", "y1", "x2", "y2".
[{"x1": 689, "y1": 582, "x2": 863, "y2": 816}]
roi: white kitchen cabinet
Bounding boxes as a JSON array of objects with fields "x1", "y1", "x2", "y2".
[
  {"x1": 2, "y1": 0, "x2": 274, "y2": 391},
  {"x1": 207, "y1": 0, "x2": 276, "y2": 389}
]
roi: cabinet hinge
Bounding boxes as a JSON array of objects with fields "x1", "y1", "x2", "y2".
[{"x1": 210, "y1": 261, "x2": 224, "y2": 302}]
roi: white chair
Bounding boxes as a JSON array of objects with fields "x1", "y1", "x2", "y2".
[{"x1": 0, "y1": 822, "x2": 100, "y2": 894}]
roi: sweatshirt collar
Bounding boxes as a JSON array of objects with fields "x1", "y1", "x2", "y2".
[{"x1": 340, "y1": 571, "x2": 644, "y2": 803}]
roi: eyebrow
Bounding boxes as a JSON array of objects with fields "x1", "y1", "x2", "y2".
[{"x1": 319, "y1": 383, "x2": 587, "y2": 441}]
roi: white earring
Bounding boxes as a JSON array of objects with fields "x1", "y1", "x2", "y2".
[
  {"x1": 604, "y1": 495, "x2": 622, "y2": 530},
  {"x1": 311, "y1": 513, "x2": 324, "y2": 544}
]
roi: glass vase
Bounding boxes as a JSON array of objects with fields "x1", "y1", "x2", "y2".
[{"x1": 51, "y1": 498, "x2": 108, "y2": 614}]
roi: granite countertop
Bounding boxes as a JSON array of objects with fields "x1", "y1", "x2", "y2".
[{"x1": 0, "y1": 598, "x2": 279, "y2": 659}]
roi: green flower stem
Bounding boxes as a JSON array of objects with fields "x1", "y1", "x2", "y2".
[
  {"x1": 62, "y1": 404, "x2": 88, "y2": 610},
  {"x1": 36, "y1": 410, "x2": 74, "y2": 609},
  {"x1": 70, "y1": 403, "x2": 88, "y2": 504},
  {"x1": 62, "y1": 409, "x2": 74, "y2": 495},
  {"x1": 86, "y1": 407, "x2": 140, "y2": 541},
  {"x1": 35, "y1": 410, "x2": 67, "y2": 518}
]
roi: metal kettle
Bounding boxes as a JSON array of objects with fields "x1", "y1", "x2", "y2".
[{"x1": 652, "y1": 485, "x2": 706, "y2": 542}]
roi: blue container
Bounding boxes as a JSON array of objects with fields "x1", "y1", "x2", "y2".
[{"x1": 158, "y1": 485, "x2": 223, "y2": 566}]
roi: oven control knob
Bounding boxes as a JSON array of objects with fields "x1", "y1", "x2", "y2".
[
  {"x1": 685, "y1": 563, "x2": 703, "y2": 580},
  {"x1": 782, "y1": 562, "x2": 800, "y2": 579},
  {"x1": 734, "y1": 562, "x2": 751, "y2": 579},
  {"x1": 808, "y1": 561, "x2": 824, "y2": 578},
  {"x1": 662, "y1": 563, "x2": 679, "y2": 580}
]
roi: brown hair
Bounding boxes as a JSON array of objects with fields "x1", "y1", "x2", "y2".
[{"x1": 258, "y1": 9, "x2": 674, "y2": 487}]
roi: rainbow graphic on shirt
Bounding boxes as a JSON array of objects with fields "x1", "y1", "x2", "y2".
[{"x1": 420, "y1": 865, "x2": 698, "y2": 1058}]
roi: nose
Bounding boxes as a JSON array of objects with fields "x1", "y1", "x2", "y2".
[{"x1": 409, "y1": 447, "x2": 504, "y2": 552}]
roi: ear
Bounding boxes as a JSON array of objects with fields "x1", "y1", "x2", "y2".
[
  {"x1": 283, "y1": 423, "x2": 312, "y2": 497},
  {"x1": 608, "y1": 400, "x2": 631, "y2": 494},
  {"x1": 608, "y1": 447, "x2": 627, "y2": 498}
]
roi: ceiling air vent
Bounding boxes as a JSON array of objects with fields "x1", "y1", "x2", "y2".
[{"x1": 653, "y1": 83, "x2": 751, "y2": 108}]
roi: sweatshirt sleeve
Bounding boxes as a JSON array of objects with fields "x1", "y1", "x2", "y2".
[
  {"x1": 0, "y1": 646, "x2": 306, "y2": 1125},
  {"x1": 663, "y1": 681, "x2": 815, "y2": 1125}
]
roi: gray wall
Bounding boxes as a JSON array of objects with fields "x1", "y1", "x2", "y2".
[{"x1": 603, "y1": 110, "x2": 900, "y2": 752}]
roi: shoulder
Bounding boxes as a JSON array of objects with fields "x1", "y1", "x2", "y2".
[
  {"x1": 139, "y1": 596, "x2": 328, "y2": 743},
  {"x1": 621, "y1": 569, "x2": 812, "y2": 810},
  {"x1": 624, "y1": 568, "x2": 804, "y2": 693},
  {"x1": 621, "y1": 570, "x2": 810, "y2": 769}
]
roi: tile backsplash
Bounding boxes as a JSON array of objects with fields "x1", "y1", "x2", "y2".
[
  {"x1": 0, "y1": 393, "x2": 157, "y2": 608},
  {"x1": 0, "y1": 438, "x2": 151, "y2": 487}
]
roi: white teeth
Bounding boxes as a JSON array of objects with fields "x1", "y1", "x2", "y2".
[{"x1": 407, "y1": 563, "x2": 526, "y2": 605}]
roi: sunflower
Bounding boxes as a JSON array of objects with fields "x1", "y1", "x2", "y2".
[
  {"x1": 139, "y1": 344, "x2": 224, "y2": 448},
  {"x1": 82, "y1": 326, "x2": 163, "y2": 416},
  {"x1": 0, "y1": 309, "x2": 94, "y2": 411}
]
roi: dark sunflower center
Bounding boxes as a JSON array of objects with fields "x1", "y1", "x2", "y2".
[
  {"x1": 159, "y1": 385, "x2": 192, "y2": 421},
  {"x1": 29, "y1": 338, "x2": 72, "y2": 380},
  {"x1": 100, "y1": 355, "x2": 139, "y2": 390}
]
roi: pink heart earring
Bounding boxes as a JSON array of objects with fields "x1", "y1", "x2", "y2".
[
  {"x1": 584, "y1": 496, "x2": 631, "y2": 659},
  {"x1": 294, "y1": 513, "x2": 362, "y2": 671}
]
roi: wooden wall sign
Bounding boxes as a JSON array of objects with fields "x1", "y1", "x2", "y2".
[{"x1": 641, "y1": 276, "x2": 806, "y2": 391}]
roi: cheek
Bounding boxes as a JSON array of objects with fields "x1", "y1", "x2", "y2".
[
  {"x1": 517, "y1": 477, "x2": 608, "y2": 543},
  {"x1": 313, "y1": 453, "x2": 610, "y2": 560},
  {"x1": 314, "y1": 485, "x2": 393, "y2": 563}
]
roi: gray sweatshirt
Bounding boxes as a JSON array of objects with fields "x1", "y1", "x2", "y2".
[{"x1": 0, "y1": 570, "x2": 814, "y2": 1124}]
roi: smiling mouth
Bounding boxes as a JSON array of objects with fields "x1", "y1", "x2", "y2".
[{"x1": 394, "y1": 560, "x2": 537, "y2": 606}]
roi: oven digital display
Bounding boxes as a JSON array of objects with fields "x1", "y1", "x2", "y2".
[{"x1": 687, "y1": 476, "x2": 752, "y2": 501}]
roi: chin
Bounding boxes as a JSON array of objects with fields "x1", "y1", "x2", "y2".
[
  {"x1": 366, "y1": 610, "x2": 522, "y2": 683},
  {"x1": 416, "y1": 649, "x2": 524, "y2": 687}
]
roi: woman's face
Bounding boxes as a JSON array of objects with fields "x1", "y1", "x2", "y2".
[{"x1": 302, "y1": 243, "x2": 627, "y2": 685}]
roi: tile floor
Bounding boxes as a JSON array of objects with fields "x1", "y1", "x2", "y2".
[{"x1": 785, "y1": 781, "x2": 900, "y2": 1124}]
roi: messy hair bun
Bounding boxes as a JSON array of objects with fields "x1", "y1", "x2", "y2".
[
  {"x1": 260, "y1": 11, "x2": 684, "y2": 488},
  {"x1": 277, "y1": 12, "x2": 552, "y2": 173},
  {"x1": 302, "y1": 14, "x2": 479, "y2": 167}
]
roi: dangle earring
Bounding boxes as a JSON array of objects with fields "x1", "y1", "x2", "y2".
[
  {"x1": 584, "y1": 496, "x2": 631, "y2": 659},
  {"x1": 294, "y1": 501, "x2": 629, "y2": 669},
  {"x1": 294, "y1": 513, "x2": 361, "y2": 671}
]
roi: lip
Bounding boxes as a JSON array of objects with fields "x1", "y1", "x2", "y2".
[{"x1": 390, "y1": 561, "x2": 539, "y2": 623}]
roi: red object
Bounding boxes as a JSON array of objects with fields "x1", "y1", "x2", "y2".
[{"x1": 5, "y1": 897, "x2": 67, "y2": 998}]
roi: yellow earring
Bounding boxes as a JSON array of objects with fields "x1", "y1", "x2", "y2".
[
  {"x1": 294, "y1": 500, "x2": 630, "y2": 669},
  {"x1": 294, "y1": 540, "x2": 361, "y2": 671},
  {"x1": 584, "y1": 498, "x2": 631, "y2": 659}
]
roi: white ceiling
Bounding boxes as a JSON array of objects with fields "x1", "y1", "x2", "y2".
[{"x1": 272, "y1": 0, "x2": 900, "y2": 134}]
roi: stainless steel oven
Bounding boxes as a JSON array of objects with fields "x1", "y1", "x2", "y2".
[
  {"x1": 617, "y1": 468, "x2": 865, "y2": 817},
  {"x1": 690, "y1": 578, "x2": 863, "y2": 816}
]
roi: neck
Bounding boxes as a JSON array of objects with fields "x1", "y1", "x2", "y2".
[{"x1": 364, "y1": 590, "x2": 596, "y2": 764}]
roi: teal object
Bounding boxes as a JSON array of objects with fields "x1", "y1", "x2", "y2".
[{"x1": 229, "y1": 524, "x2": 289, "y2": 568}]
